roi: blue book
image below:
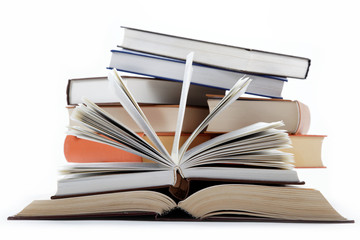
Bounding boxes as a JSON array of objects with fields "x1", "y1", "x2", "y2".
[{"x1": 108, "y1": 49, "x2": 287, "y2": 99}]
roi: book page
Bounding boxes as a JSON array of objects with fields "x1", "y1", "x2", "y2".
[
  {"x1": 60, "y1": 162, "x2": 169, "y2": 175},
  {"x1": 185, "y1": 129, "x2": 289, "y2": 161},
  {"x1": 181, "y1": 166, "x2": 299, "y2": 183},
  {"x1": 171, "y1": 52, "x2": 194, "y2": 164},
  {"x1": 108, "y1": 69, "x2": 173, "y2": 163},
  {"x1": 68, "y1": 99, "x2": 172, "y2": 167},
  {"x1": 68, "y1": 126, "x2": 167, "y2": 164},
  {"x1": 180, "y1": 128, "x2": 292, "y2": 170},
  {"x1": 178, "y1": 76, "x2": 252, "y2": 163},
  {"x1": 181, "y1": 121, "x2": 285, "y2": 164},
  {"x1": 56, "y1": 170, "x2": 176, "y2": 197}
]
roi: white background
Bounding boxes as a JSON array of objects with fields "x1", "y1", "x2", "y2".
[{"x1": 1, "y1": 0, "x2": 359, "y2": 239}]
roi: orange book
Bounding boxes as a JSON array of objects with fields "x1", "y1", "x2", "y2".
[
  {"x1": 64, "y1": 133, "x2": 215, "y2": 163},
  {"x1": 64, "y1": 135, "x2": 142, "y2": 163}
]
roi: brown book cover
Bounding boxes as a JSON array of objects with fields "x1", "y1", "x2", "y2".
[{"x1": 8, "y1": 213, "x2": 353, "y2": 223}]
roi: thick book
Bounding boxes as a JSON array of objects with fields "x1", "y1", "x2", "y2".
[
  {"x1": 205, "y1": 96, "x2": 310, "y2": 134},
  {"x1": 119, "y1": 27, "x2": 311, "y2": 79},
  {"x1": 282, "y1": 135, "x2": 326, "y2": 168},
  {"x1": 64, "y1": 135, "x2": 143, "y2": 163},
  {"x1": 54, "y1": 161, "x2": 302, "y2": 199},
  {"x1": 67, "y1": 76, "x2": 225, "y2": 107},
  {"x1": 64, "y1": 134, "x2": 213, "y2": 163},
  {"x1": 108, "y1": 49, "x2": 286, "y2": 99},
  {"x1": 9, "y1": 184, "x2": 352, "y2": 223},
  {"x1": 67, "y1": 104, "x2": 209, "y2": 133}
]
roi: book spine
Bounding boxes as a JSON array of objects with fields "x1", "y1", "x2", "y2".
[
  {"x1": 295, "y1": 101, "x2": 311, "y2": 135},
  {"x1": 66, "y1": 79, "x2": 71, "y2": 105},
  {"x1": 168, "y1": 170, "x2": 190, "y2": 200}
]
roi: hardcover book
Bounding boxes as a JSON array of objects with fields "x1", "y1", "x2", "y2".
[
  {"x1": 108, "y1": 49, "x2": 286, "y2": 99},
  {"x1": 205, "y1": 96, "x2": 310, "y2": 135},
  {"x1": 67, "y1": 104, "x2": 210, "y2": 133},
  {"x1": 119, "y1": 27, "x2": 310, "y2": 79},
  {"x1": 9, "y1": 184, "x2": 351, "y2": 223},
  {"x1": 67, "y1": 76, "x2": 225, "y2": 107},
  {"x1": 64, "y1": 135, "x2": 143, "y2": 163},
  {"x1": 281, "y1": 135, "x2": 326, "y2": 168}
]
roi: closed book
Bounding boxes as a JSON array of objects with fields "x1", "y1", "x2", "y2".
[
  {"x1": 108, "y1": 49, "x2": 286, "y2": 99},
  {"x1": 64, "y1": 134, "x2": 213, "y2": 163},
  {"x1": 67, "y1": 104, "x2": 209, "y2": 133},
  {"x1": 64, "y1": 135, "x2": 142, "y2": 163},
  {"x1": 119, "y1": 27, "x2": 310, "y2": 79},
  {"x1": 282, "y1": 135, "x2": 326, "y2": 168},
  {"x1": 66, "y1": 76, "x2": 225, "y2": 107},
  {"x1": 206, "y1": 96, "x2": 310, "y2": 134}
]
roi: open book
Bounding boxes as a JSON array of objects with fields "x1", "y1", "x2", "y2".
[
  {"x1": 9, "y1": 184, "x2": 350, "y2": 223},
  {"x1": 9, "y1": 53, "x2": 351, "y2": 223},
  {"x1": 56, "y1": 53, "x2": 302, "y2": 200}
]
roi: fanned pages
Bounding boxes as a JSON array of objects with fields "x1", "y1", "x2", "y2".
[
  {"x1": 171, "y1": 52, "x2": 194, "y2": 164},
  {"x1": 181, "y1": 122, "x2": 292, "y2": 168},
  {"x1": 107, "y1": 69, "x2": 172, "y2": 163},
  {"x1": 69, "y1": 61, "x2": 256, "y2": 167},
  {"x1": 68, "y1": 99, "x2": 171, "y2": 167},
  {"x1": 178, "y1": 76, "x2": 252, "y2": 161},
  {"x1": 62, "y1": 53, "x2": 303, "y2": 200}
]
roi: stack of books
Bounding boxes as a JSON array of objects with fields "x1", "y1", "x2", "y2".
[{"x1": 9, "y1": 27, "x2": 352, "y2": 223}]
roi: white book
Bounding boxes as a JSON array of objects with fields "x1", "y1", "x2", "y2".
[
  {"x1": 67, "y1": 76, "x2": 225, "y2": 107},
  {"x1": 119, "y1": 27, "x2": 310, "y2": 79},
  {"x1": 108, "y1": 49, "x2": 286, "y2": 99}
]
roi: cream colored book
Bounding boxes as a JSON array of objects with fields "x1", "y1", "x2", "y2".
[
  {"x1": 206, "y1": 96, "x2": 310, "y2": 134},
  {"x1": 67, "y1": 104, "x2": 209, "y2": 133},
  {"x1": 67, "y1": 76, "x2": 225, "y2": 107},
  {"x1": 282, "y1": 135, "x2": 326, "y2": 168}
]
